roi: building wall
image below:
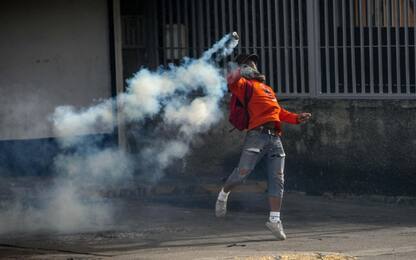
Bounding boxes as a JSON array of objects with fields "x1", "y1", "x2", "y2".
[
  {"x1": 0, "y1": 0, "x2": 112, "y2": 140},
  {"x1": 182, "y1": 98, "x2": 416, "y2": 196}
]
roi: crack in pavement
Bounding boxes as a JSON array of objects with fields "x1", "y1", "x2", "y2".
[
  {"x1": 345, "y1": 245, "x2": 416, "y2": 258},
  {"x1": 0, "y1": 244, "x2": 113, "y2": 258}
]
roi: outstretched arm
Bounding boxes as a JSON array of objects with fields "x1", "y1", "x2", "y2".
[
  {"x1": 279, "y1": 108, "x2": 299, "y2": 124},
  {"x1": 279, "y1": 108, "x2": 312, "y2": 124}
]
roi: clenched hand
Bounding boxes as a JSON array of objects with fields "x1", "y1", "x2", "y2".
[{"x1": 297, "y1": 113, "x2": 312, "y2": 123}]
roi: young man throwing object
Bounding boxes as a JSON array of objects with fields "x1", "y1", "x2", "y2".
[{"x1": 215, "y1": 53, "x2": 312, "y2": 240}]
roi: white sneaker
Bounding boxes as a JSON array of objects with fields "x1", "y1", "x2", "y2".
[
  {"x1": 265, "y1": 220, "x2": 287, "y2": 240},
  {"x1": 215, "y1": 199, "x2": 227, "y2": 217}
]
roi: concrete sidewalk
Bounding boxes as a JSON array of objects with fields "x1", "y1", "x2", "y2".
[{"x1": 1, "y1": 192, "x2": 416, "y2": 259}]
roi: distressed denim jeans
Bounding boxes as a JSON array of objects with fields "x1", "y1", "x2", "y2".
[{"x1": 224, "y1": 130, "x2": 286, "y2": 197}]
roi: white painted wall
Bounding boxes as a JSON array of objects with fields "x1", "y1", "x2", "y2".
[{"x1": 0, "y1": 0, "x2": 112, "y2": 140}]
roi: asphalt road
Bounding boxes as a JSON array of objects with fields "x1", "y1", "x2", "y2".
[{"x1": 1, "y1": 192, "x2": 416, "y2": 259}]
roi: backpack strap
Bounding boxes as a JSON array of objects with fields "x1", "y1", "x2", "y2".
[
  {"x1": 243, "y1": 80, "x2": 254, "y2": 108},
  {"x1": 228, "y1": 81, "x2": 254, "y2": 133}
]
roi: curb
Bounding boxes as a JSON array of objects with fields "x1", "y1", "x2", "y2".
[
  {"x1": 94, "y1": 181, "x2": 268, "y2": 198},
  {"x1": 198, "y1": 252, "x2": 356, "y2": 260}
]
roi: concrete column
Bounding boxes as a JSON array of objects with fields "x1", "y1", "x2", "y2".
[
  {"x1": 112, "y1": 0, "x2": 127, "y2": 151},
  {"x1": 306, "y1": 0, "x2": 322, "y2": 96}
]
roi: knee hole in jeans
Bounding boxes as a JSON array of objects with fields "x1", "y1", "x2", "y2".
[
  {"x1": 238, "y1": 168, "x2": 251, "y2": 176},
  {"x1": 270, "y1": 153, "x2": 285, "y2": 158},
  {"x1": 245, "y1": 147, "x2": 261, "y2": 153}
]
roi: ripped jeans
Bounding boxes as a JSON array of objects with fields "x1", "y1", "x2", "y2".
[{"x1": 224, "y1": 130, "x2": 286, "y2": 197}]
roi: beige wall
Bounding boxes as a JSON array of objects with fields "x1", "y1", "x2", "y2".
[{"x1": 0, "y1": 0, "x2": 112, "y2": 140}]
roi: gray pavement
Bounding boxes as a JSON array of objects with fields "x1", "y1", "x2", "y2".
[{"x1": 1, "y1": 192, "x2": 416, "y2": 259}]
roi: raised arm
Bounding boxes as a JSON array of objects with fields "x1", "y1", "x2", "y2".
[{"x1": 226, "y1": 68, "x2": 248, "y2": 103}]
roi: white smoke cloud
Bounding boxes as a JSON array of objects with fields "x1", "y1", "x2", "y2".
[
  {"x1": 164, "y1": 97, "x2": 222, "y2": 136},
  {"x1": 45, "y1": 181, "x2": 113, "y2": 232},
  {"x1": 118, "y1": 59, "x2": 226, "y2": 127},
  {"x1": 0, "y1": 33, "x2": 239, "y2": 234},
  {"x1": 0, "y1": 182, "x2": 112, "y2": 234},
  {"x1": 138, "y1": 140, "x2": 190, "y2": 183},
  {"x1": 54, "y1": 148, "x2": 133, "y2": 181},
  {"x1": 52, "y1": 99, "x2": 115, "y2": 137},
  {"x1": 201, "y1": 32, "x2": 239, "y2": 61},
  {"x1": 48, "y1": 33, "x2": 238, "y2": 184},
  {"x1": 51, "y1": 34, "x2": 237, "y2": 136}
]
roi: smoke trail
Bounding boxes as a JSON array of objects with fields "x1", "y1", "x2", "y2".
[
  {"x1": 50, "y1": 32, "x2": 238, "y2": 182},
  {"x1": 201, "y1": 32, "x2": 239, "y2": 61},
  {"x1": 51, "y1": 33, "x2": 238, "y2": 137},
  {"x1": 0, "y1": 33, "x2": 239, "y2": 234}
]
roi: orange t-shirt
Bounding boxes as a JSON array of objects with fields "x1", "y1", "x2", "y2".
[{"x1": 227, "y1": 72, "x2": 299, "y2": 131}]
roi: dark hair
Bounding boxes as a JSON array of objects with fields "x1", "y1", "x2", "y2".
[{"x1": 234, "y1": 53, "x2": 259, "y2": 65}]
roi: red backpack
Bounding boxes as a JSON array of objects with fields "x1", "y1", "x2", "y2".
[{"x1": 228, "y1": 81, "x2": 253, "y2": 131}]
